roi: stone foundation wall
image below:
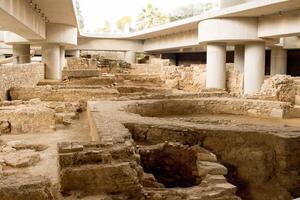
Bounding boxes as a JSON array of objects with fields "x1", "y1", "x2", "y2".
[
  {"x1": 81, "y1": 51, "x2": 125, "y2": 60},
  {"x1": 66, "y1": 55, "x2": 130, "y2": 71},
  {"x1": 126, "y1": 98, "x2": 292, "y2": 118},
  {"x1": 249, "y1": 75, "x2": 296, "y2": 103},
  {"x1": 0, "y1": 63, "x2": 44, "y2": 100},
  {"x1": 0, "y1": 103, "x2": 55, "y2": 134},
  {"x1": 131, "y1": 58, "x2": 243, "y2": 94},
  {"x1": 159, "y1": 64, "x2": 243, "y2": 94},
  {"x1": 65, "y1": 58, "x2": 96, "y2": 70}
]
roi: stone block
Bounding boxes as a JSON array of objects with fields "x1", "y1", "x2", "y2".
[
  {"x1": 3, "y1": 150, "x2": 40, "y2": 168},
  {"x1": 0, "y1": 174, "x2": 53, "y2": 200}
]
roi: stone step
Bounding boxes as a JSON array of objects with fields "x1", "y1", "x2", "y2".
[
  {"x1": 288, "y1": 105, "x2": 300, "y2": 118},
  {"x1": 60, "y1": 162, "x2": 142, "y2": 197},
  {"x1": 0, "y1": 174, "x2": 53, "y2": 200},
  {"x1": 295, "y1": 95, "x2": 300, "y2": 105},
  {"x1": 296, "y1": 85, "x2": 300, "y2": 93},
  {"x1": 197, "y1": 161, "x2": 228, "y2": 177}
]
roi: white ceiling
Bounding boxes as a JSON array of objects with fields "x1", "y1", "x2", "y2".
[{"x1": 32, "y1": 0, "x2": 78, "y2": 27}]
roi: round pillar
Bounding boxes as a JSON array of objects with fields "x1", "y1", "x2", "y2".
[
  {"x1": 234, "y1": 45, "x2": 245, "y2": 73},
  {"x1": 42, "y1": 44, "x2": 61, "y2": 80},
  {"x1": 12, "y1": 44, "x2": 30, "y2": 64},
  {"x1": 270, "y1": 47, "x2": 287, "y2": 76},
  {"x1": 124, "y1": 51, "x2": 136, "y2": 64},
  {"x1": 244, "y1": 42, "x2": 266, "y2": 95},
  {"x1": 75, "y1": 50, "x2": 80, "y2": 58},
  {"x1": 60, "y1": 46, "x2": 65, "y2": 70},
  {"x1": 206, "y1": 43, "x2": 226, "y2": 89}
]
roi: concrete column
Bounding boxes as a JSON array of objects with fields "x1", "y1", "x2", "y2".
[
  {"x1": 42, "y1": 43, "x2": 61, "y2": 80},
  {"x1": 12, "y1": 44, "x2": 30, "y2": 64},
  {"x1": 270, "y1": 47, "x2": 287, "y2": 76},
  {"x1": 234, "y1": 45, "x2": 245, "y2": 73},
  {"x1": 244, "y1": 42, "x2": 266, "y2": 95},
  {"x1": 206, "y1": 43, "x2": 226, "y2": 89},
  {"x1": 124, "y1": 51, "x2": 136, "y2": 64},
  {"x1": 60, "y1": 46, "x2": 65, "y2": 70},
  {"x1": 75, "y1": 50, "x2": 80, "y2": 58}
]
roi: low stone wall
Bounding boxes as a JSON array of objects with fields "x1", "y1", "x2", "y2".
[
  {"x1": 81, "y1": 50, "x2": 125, "y2": 60},
  {"x1": 160, "y1": 64, "x2": 243, "y2": 94},
  {"x1": 62, "y1": 69, "x2": 100, "y2": 79},
  {"x1": 65, "y1": 56, "x2": 130, "y2": 71},
  {"x1": 131, "y1": 58, "x2": 242, "y2": 94},
  {"x1": 0, "y1": 103, "x2": 55, "y2": 134},
  {"x1": 9, "y1": 86, "x2": 120, "y2": 102},
  {"x1": 126, "y1": 98, "x2": 292, "y2": 119},
  {"x1": 0, "y1": 63, "x2": 44, "y2": 100},
  {"x1": 249, "y1": 75, "x2": 296, "y2": 104},
  {"x1": 65, "y1": 58, "x2": 95, "y2": 70}
]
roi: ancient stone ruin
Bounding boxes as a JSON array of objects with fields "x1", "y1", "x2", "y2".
[{"x1": 0, "y1": 54, "x2": 300, "y2": 200}]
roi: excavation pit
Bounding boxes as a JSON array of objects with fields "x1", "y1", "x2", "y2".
[{"x1": 138, "y1": 143, "x2": 201, "y2": 188}]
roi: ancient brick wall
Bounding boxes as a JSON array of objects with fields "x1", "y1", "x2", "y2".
[
  {"x1": 0, "y1": 63, "x2": 44, "y2": 100},
  {"x1": 160, "y1": 63, "x2": 243, "y2": 94}
]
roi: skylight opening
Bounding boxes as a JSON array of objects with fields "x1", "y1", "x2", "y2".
[{"x1": 75, "y1": 0, "x2": 220, "y2": 34}]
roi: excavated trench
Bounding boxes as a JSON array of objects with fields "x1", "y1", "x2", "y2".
[
  {"x1": 138, "y1": 143, "x2": 200, "y2": 188},
  {"x1": 126, "y1": 122, "x2": 298, "y2": 200},
  {"x1": 123, "y1": 99, "x2": 300, "y2": 200}
]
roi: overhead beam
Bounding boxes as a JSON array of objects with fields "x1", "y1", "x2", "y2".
[
  {"x1": 258, "y1": 10, "x2": 300, "y2": 38},
  {"x1": 143, "y1": 29, "x2": 198, "y2": 52},
  {"x1": 0, "y1": 0, "x2": 46, "y2": 40}
]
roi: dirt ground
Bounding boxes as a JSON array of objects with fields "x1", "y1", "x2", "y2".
[
  {"x1": 163, "y1": 114, "x2": 300, "y2": 128},
  {"x1": 1, "y1": 112, "x2": 91, "y2": 190}
]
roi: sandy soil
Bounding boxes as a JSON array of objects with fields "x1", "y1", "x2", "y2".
[
  {"x1": 1, "y1": 112, "x2": 91, "y2": 187},
  {"x1": 164, "y1": 114, "x2": 300, "y2": 128}
]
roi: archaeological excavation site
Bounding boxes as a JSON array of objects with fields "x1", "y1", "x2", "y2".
[{"x1": 0, "y1": 0, "x2": 300, "y2": 200}]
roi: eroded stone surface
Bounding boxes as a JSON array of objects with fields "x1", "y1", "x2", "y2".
[
  {"x1": 250, "y1": 75, "x2": 296, "y2": 103},
  {"x1": 2, "y1": 149, "x2": 40, "y2": 168},
  {"x1": 87, "y1": 100, "x2": 300, "y2": 200},
  {"x1": 0, "y1": 103, "x2": 55, "y2": 134},
  {"x1": 0, "y1": 173, "x2": 54, "y2": 200}
]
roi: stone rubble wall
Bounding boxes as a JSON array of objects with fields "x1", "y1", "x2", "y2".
[
  {"x1": 250, "y1": 75, "x2": 296, "y2": 103},
  {"x1": 0, "y1": 103, "x2": 55, "y2": 134},
  {"x1": 126, "y1": 98, "x2": 292, "y2": 119},
  {"x1": 161, "y1": 63, "x2": 243, "y2": 94},
  {"x1": 65, "y1": 56, "x2": 243, "y2": 94},
  {"x1": 66, "y1": 54, "x2": 131, "y2": 72},
  {"x1": 65, "y1": 57, "x2": 95, "y2": 70},
  {"x1": 131, "y1": 59, "x2": 243, "y2": 94},
  {"x1": 9, "y1": 86, "x2": 120, "y2": 102},
  {"x1": 81, "y1": 50, "x2": 125, "y2": 60},
  {"x1": 0, "y1": 63, "x2": 44, "y2": 101}
]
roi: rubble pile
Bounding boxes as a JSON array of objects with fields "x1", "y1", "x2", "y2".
[{"x1": 257, "y1": 75, "x2": 296, "y2": 103}]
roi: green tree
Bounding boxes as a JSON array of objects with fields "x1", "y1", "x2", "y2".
[
  {"x1": 116, "y1": 16, "x2": 132, "y2": 32},
  {"x1": 169, "y1": 2, "x2": 215, "y2": 22},
  {"x1": 100, "y1": 21, "x2": 111, "y2": 33},
  {"x1": 136, "y1": 4, "x2": 169, "y2": 31},
  {"x1": 75, "y1": 0, "x2": 84, "y2": 30}
]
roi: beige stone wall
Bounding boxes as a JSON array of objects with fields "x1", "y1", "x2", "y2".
[
  {"x1": 65, "y1": 57, "x2": 95, "y2": 70},
  {"x1": 0, "y1": 63, "x2": 44, "y2": 100},
  {"x1": 160, "y1": 63, "x2": 243, "y2": 94},
  {"x1": 130, "y1": 57, "x2": 243, "y2": 94},
  {"x1": 65, "y1": 56, "x2": 243, "y2": 94},
  {"x1": 250, "y1": 75, "x2": 296, "y2": 103},
  {"x1": 81, "y1": 51, "x2": 125, "y2": 60},
  {"x1": 126, "y1": 98, "x2": 292, "y2": 119}
]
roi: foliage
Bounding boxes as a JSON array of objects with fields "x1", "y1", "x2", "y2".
[
  {"x1": 116, "y1": 16, "x2": 132, "y2": 32},
  {"x1": 169, "y1": 2, "x2": 215, "y2": 22},
  {"x1": 75, "y1": 0, "x2": 85, "y2": 30},
  {"x1": 136, "y1": 4, "x2": 169, "y2": 30},
  {"x1": 95, "y1": 21, "x2": 111, "y2": 33}
]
